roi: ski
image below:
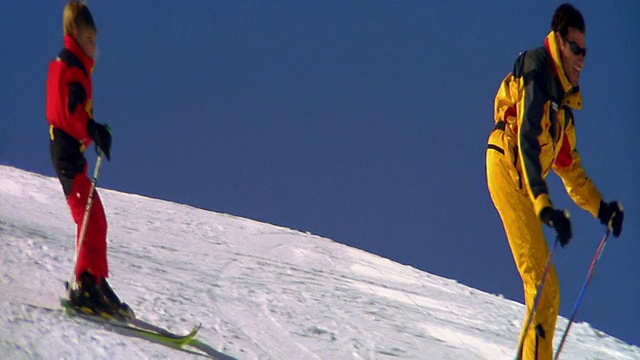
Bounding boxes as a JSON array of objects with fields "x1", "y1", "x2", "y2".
[
  {"x1": 21, "y1": 297, "x2": 229, "y2": 359},
  {"x1": 60, "y1": 298, "x2": 201, "y2": 347}
]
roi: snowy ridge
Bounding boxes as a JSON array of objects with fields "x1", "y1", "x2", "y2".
[{"x1": 0, "y1": 165, "x2": 638, "y2": 359}]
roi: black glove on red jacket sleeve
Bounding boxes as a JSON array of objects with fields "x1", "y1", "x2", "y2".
[{"x1": 86, "y1": 119, "x2": 112, "y2": 161}]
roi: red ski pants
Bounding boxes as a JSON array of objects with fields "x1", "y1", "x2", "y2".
[{"x1": 67, "y1": 170, "x2": 109, "y2": 282}]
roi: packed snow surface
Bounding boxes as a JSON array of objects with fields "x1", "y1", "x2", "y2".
[{"x1": 1, "y1": 165, "x2": 638, "y2": 359}]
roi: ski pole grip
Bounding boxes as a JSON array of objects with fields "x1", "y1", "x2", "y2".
[{"x1": 607, "y1": 201, "x2": 622, "y2": 231}]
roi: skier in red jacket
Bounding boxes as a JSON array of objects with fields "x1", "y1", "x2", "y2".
[{"x1": 46, "y1": 1, "x2": 132, "y2": 319}]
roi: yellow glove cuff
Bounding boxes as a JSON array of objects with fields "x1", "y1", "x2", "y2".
[{"x1": 534, "y1": 194, "x2": 553, "y2": 221}]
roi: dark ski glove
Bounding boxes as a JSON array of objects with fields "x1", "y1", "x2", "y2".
[
  {"x1": 598, "y1": 201, "x2": 624, "y2": 237},
  {"x1": 87, "y1": 119, "x2": 112, "y2": 161},
  {"x1": 540, "y1": 207, "x2": 572, "y2": 247}
]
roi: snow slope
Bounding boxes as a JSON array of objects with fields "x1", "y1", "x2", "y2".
[{"x1": 0, "y1": 165, "x2": 638, "y2": 359}]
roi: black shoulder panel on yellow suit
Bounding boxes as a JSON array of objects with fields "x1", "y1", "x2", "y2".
[{"x1": 519, "y1": 47, "x2": 557, "y2": 202}]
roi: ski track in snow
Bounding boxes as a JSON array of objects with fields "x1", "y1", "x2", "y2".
[{"x1": 1, "y1": 165, "x2": 639, "y2": 359}]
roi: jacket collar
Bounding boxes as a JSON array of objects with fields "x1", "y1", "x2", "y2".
[
  {"x1": 544, "y1": 31, "x2": 582, "y2": 110},
  {"x1": 63, "y1": 35, "x2": 95, "y2": 74}
]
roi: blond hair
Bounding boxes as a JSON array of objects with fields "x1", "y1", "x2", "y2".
[{"x1": 62, "y1": 1, "x2": 97, "y2": 36}]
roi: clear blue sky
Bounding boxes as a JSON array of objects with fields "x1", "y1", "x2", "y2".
[{"x1": 1, "y1": 0, "x2": 638, "y2": 347}]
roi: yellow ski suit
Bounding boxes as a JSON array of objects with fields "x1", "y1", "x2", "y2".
[{"x1": 486, "y1": 32, "x2": 602, "y2": 359}]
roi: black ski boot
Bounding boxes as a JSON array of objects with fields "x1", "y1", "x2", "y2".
[
  {"x1": 67, "y1": 271, "x2": 115, "y2": 318},
  {"x1": 100, "y1": 277, "x2": 135, "y2": 321}
]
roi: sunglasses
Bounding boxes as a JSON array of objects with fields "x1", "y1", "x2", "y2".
[{"x1": 562, "y1": 36, "x2": 587, "y2": 57}]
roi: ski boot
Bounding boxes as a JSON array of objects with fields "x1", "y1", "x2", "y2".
[
  {"x1": 67, "y1": 271, "x2": 116, "y2": 319},
  {"x1": 100, "y1": 277, "x2": 136, "y2": 321}
]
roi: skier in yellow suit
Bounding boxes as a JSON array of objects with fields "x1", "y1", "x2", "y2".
[{"x1": 486, "y1": 4, "x2": 624, "y2": 359}]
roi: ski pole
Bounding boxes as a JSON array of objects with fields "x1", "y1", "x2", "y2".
[
  {"x1": 554, "y1": 229, "x2": 611, "y2": 359},
  {"x1": 68, "y1": 151, "x2": 104, "y2": 293},
  {"x1": 515, "y1": 237, "x2": 560, "y2": 360}
]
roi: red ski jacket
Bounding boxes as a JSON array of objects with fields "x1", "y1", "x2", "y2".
[{"x1": 46, "y1": 35, "x2": 95, "y2": 150}]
